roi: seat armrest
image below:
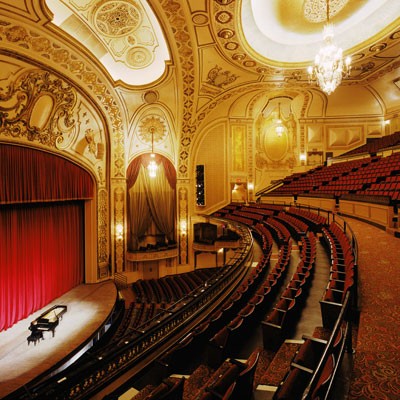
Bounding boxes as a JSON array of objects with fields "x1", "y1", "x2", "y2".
[{"x1": 290, "y1": 362, "x2": 314, "y2": 374}]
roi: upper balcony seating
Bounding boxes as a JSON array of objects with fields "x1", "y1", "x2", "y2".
[
  {"x1": 264, "y1": 150, "x2": 400, "y2": 203},
  {"x1": 341, "y1": 131, "x2": 400, "y2": 157}
]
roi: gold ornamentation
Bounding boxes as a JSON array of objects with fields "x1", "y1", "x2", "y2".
[
  {"x1": 85, "y1": 128, "x2": 104, "y2": 159},
  {"x1": 94, "y1": 1, "x2": 141, "y2": 37},
  {"x1": 0, "y1": 70, "x2": 76, "y2": 147},
  {"x1": 138, "y1": 116, "x2": 167, "y2": 144},
  {"x1": 160, "y1": 0, "x2": 195, "y2": 179},
  {"x1": 114, "y1": 186, "x2": 125, "y2": 272},
  {"x1": 216, "y1": 11, "x2": 233, "y2": 24},
  {"x1": 178, "y1": 186, "x2": 188, "y2": 264},
  {"x1": 207, "y1": 65, "x2": 238, "y2": 87},
  {"x1": 98, "y1": 188, "x2": 109, "y2": 265},
  {"x1": 303, "y1": 0, "x2": 349, "y2": 23},
  {"x1": 126, "y1": 46, "x2": 153, "y2": 68},
  {"x1": 0, "y1": 21, "x2": 121, "y2": 270}
]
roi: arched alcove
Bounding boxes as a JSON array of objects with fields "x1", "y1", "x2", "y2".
[{"x1": 126, "y1": 153, "x2": 177, "y2": 252}]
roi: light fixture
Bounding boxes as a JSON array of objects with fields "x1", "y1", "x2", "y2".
[
  {"x1": 275, "y1": 103, "x2": 285, "y2": 137},
  {"x1": 307, "y1": 0, "x2": 351, "y2": 95},
  {"x1": 147, "y1": 128, "x2": 158, "y2": 178},
  {"x1": 116, "y1": 223, "x2": 123, "y2": 241}
]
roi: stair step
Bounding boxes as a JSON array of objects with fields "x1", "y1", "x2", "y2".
[{"x1": 258, "y1": 340, "x2": 303, "y2": 386}]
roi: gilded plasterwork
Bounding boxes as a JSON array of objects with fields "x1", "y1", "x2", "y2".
[
  {"x1": 55, "y1": 0, "x2": 159, "y2": 70},
  {"x1": 0, "y1": 69, "x2": 76, "y2": 147},
  {"x1": 0, "y1": 19, "x2": 124, "y2": 273},
  {"x1": 114, "y1": 185, "x2": 125, "y2": 272},
  {"x1": 157, "y1": 0, "x2": 195, "y2": 179},
  {"x1": 0, "y1": 68, "x2": 106, "y2": 184},
  {"x1": 178, "y1": 185, "x2": 188, "y2": 265},
  {"x1": 255, "y1": 105, "x2": 297, "y2": 170},
  {"x1": 138, "y1": 115, "x2": 167, "y2": 144},
  {"x1": 231, "y1": 125, "x2": 246, "y2": 172},
  {"x1": 98, "y1": 188, "x2": 109, "y2": 265},
  {"x1": 327, "y1": 126, "x2": 363, "y2": 148}
]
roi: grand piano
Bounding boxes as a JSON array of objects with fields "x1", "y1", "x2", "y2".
[{"x1": 27, "y1": 304, "x2": 67, "y2": 345}]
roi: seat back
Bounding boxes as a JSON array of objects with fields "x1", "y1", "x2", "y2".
[
  {"x1": 232, "y1": 350, "x2": 260, "y2": 399},
  {"x1": 310, "y1": 354, "x2": 336, "y2": 400},
  {"x1": 158, "y1": 377, "x2": 185, "y2": 400}
]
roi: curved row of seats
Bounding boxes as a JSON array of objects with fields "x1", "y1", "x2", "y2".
[
  {"x1": 341, "y1": 130, "x2": 400, "y2": 157},
  {"x1": 218, "y1": 204, "x2": 356, "y2": 400},
  {"x1": 261, "y1": 232, "x2": 317, "y2": 350},
  {"x1": 129, "y1": 203, "x2": 356, "y2": 400},
  {"x1": 270, "y1": 219, "x2": 355, "y2": 400},
  {"x1": 286, "y1": 207, "x2": 327, "y2": 231},
  {"x1": 267, "y1": 150, "x2": 400, "y2": 202},
  {"x1": 206, "y1": 240, "x2": 292, "y2": 368},
  {"x1": 138, "y1": 350, "x2": 260, "y2": 400},
  {"x1": 144, "y1": 207, "x2": 292, "y2": 399},
  {"x1": 132, "y1": 270, "x2": 217, "y2": 304},
  {"x1": 319, "y1": 222, "x2": 356, "y2": 329}
]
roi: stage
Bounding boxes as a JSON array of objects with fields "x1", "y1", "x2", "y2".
[{"x1": 0, "y1": 281, "x2": 117, "y2": 398}]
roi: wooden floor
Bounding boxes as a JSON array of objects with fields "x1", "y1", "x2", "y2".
[{"x1": 0, "y1": 281, "x2": 117, "y2": 399}]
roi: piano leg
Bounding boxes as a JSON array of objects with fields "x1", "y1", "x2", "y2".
[{"x1": 27, "y1": 330, "x2": 44, "y2": 345}]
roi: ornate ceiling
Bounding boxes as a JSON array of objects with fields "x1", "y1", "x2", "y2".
[
  {"x1": 46, "y1": 0, "x2": 400, "y2": 88},
  {"x1": 46, "y1": 0, "x2": 170, "y2": 85}
]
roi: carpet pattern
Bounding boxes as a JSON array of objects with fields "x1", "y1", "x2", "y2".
[
  {"x1": 258, "y1": 342, "x2": 302, "y2": 386},
  {"x1": 254, "y1": 347, "x2": 275, "y2": 387},
  {"x1": 344, "y1": 219, "x2": 400, "y2": 400}
]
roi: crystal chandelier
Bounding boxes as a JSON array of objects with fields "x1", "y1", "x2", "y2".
[{"x1": 307, "y1": 0, "x2": 351, "y2": 95}]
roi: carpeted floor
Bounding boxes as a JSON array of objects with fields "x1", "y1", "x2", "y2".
[{"x1": 344, "y1": 218, "x2": 400, "y2": 400}]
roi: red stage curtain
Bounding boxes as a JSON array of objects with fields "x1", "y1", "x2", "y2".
[
  {"x1": 0, "y1": 144, "x2": 94, "y2": 204},
  {"x1": 0, "y1": 202, "x2": 84, "y2": 331}
]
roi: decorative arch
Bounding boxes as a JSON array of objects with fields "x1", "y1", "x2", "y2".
[{"x1": 127, "y1": 154, "x2": 176, "y2": 251}]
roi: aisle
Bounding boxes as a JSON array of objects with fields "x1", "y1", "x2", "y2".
[{"x1": 344, "y1": 218, "x2": 400, "y2": 400}]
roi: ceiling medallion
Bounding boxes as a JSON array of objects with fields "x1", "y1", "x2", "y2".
[
  {"x1": 126, "y1": 46, "x2": 153, "y2": 69},
  {"x1": 143, "y1": 91, "x2": 159, "y2": 104},
  {"x1": 138, "y1": 116, "x2": 167, "y2": 144},
  {"x1": 94, "y1": 1, "x2": 141, "y2": 38},
  {"x1": 303, "y1": 0, "x2": 349, "y2": 23}
]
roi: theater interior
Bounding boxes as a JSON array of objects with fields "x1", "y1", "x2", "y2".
[{"x1": 1, "y1": 1, "x2": 400, "y2": 399}]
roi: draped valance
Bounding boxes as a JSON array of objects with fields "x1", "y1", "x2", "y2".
[
  {"x1": 0, "y1": 144, "x2": 94, "y2": 204},
  {"x1": 127, "y1": 154, "x2": 176, "y2": 189}
]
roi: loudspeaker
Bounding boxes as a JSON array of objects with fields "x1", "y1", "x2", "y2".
[{"x1": 196, "y1": 165, "x2": 205, "y2": 206}]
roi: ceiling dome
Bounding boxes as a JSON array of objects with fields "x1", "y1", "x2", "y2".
[{"x1": 241, "y1": 0, "x2": 400, "y2": 64}]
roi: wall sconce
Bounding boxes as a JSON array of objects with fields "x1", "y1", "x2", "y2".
[
  {"x1": 116, "y1": 223, "x2": 123, "y2": 241},
  {"x1": 299, "y1": 153, "x2": 307, "y2": 161},
  {"x1": 248, "y1": 182, "x2": 254, "y2": 191},
  {"x1": 180, "y1": 220, "x2": 187, "y2": 235}
]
